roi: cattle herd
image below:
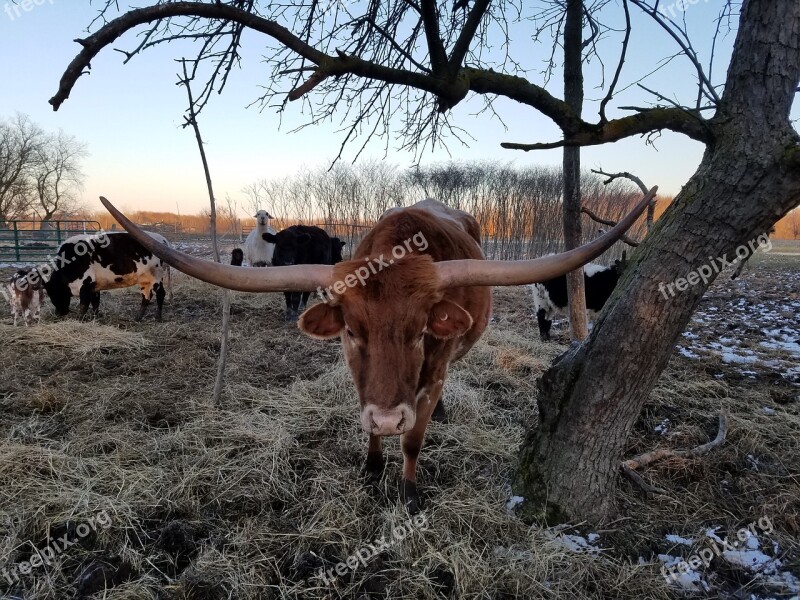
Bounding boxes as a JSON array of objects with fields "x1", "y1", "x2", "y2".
[{"x1": 5, "y1": 191, "x2": 654, "y2": 512}]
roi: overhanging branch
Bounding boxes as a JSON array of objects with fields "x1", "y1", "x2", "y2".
[
  {"x1": 50, "y1": 1, "x2": 716, "y2": 153},
  {"x1": 501, "y1": 106, "x2": 712, "y2": 150}
]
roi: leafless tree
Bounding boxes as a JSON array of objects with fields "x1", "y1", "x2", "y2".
[
  {"x1": 32, "y1": 130, "x2": 88, "y2": 222},
  {"x1": 51, "y1": 0, "x2": 800, "y2": 523},
  {"x1": 0, "y1": 114, "x2": 43, "y2": 223}
]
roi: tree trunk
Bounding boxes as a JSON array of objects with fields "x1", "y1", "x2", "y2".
[
  {"x1": 563, "y1": 0, "x2": 588, "y2": 341},
  {"x1": 514, "y1": 0, "x2": 800, "y2": 523}
]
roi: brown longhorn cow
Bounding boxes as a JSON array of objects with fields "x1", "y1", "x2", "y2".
[{"x1": 100, "y1": 190, "x2": 656, "y2": 513}]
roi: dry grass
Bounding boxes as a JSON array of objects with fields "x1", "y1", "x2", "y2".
[{"x1": 0, "y1": 259, "x2": 798, "y2": 600}]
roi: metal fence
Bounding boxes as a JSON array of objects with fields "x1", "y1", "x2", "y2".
[{"x1": 0, "y1": 220, "x2": 102, "y2": 264}]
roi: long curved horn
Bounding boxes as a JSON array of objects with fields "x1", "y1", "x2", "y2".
[
  {"x1": 435, "y1": 187, "x2": 657, "y2": 288},
  {"x1": 100, "y1": 197, "x2": 333, "y2": 292}
]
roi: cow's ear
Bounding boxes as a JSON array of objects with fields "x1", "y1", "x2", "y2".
[
  {"x1": 299, "y1": 302, "x2": 344, "y2": 339},
  {"x1": 267, "y1": 212, "x2": 274, "y2": 219},
  {"x1": 262, "y1": 232, "x2": 277, "y2": 243},
  {"x1": 339, "y1": 241, "x2": 346, "y2": 248},
  {"x1": 427, "y1": 299, "x2": 472, "y2": 339}
]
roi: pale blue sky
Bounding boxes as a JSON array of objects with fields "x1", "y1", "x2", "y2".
[{"x1": 2, "y1": 1, "x2": 794, "y2": 214}]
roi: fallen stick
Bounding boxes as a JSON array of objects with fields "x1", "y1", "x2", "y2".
[{"x1": 620, "y1": 412, "x2": 729, "y2": 495}]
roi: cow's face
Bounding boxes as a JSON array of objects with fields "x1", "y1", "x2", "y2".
[
  {"x1": 299, "y1": 255, "x2": 472, "y2": 436},
  {"x1": 262, "y1": 229, "x2": 311, "y2": 267},
  {"x1": 330, "y1": 238, "x2": 346, "y2": 264},
  {"x1": 44, "y1": 280, "x2": 71, "y2": 316}
]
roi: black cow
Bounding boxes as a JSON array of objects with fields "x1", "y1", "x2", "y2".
[
  {"x1": 230, "y1": 248, "x2": 244, "y2": 266},
  {"x1": 262, "y1": 225, "x2": 334, "y2": 321},
  {"x1": 530, "y1": 261, "x2": 622, "y2": 341},
  {"x1": 32, "y1": 231, "x2": 172, "y2": 321},
  {"x1": 330, "y1": 237, "x2": 346, "y2": 264}
]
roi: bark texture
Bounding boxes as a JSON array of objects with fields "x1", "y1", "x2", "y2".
[{"x1": 514, "y1": 0, "x2": 800, "y2": 523}]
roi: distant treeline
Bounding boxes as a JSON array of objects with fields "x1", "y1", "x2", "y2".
[
  {"x1": 88, "y1": 161, "x2": 799, "y2": 258},
  {"x1": 237, "y1": 161, "x2": 656, "y2": 261}
]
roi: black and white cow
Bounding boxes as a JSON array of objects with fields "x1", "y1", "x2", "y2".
[
  {"x1": 262, "y1": 225, "x2": 335, "y2": 321},
  {"x1": 530, "y1": 261, "x2": 622, "y2": 341},
  {"x1": 33, "y1": 231, "x2": 173, "y2": 321}
]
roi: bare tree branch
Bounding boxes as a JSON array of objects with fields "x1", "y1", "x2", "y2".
[
  {"x1": 420, "y1": 0, "x2": 448, "y2": 72},
  {"x1": 580, "y1": 206, "x2": 639, "y2": 246},
  {"x1": 622, "y1": 413, "x2": 729, "y2": 471},
  {"x1": 599, "y1": 0, "x2": 630, "y2": 123},
  {"x1": 449, "y1": 0, "x2": 492, "y2": 69},
  {"x1": 51, "y1": 1, "x2": 715, "y2": 156},
  {"x1": 501, "y1": 105, "x2": 712, "y2": 149}
]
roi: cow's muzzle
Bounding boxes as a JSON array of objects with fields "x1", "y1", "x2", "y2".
[{"x1": 361, "y1": 404, "x2": 415, "y2": 436}]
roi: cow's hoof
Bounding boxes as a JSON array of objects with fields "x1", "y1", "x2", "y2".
[
  {"x1": 362, "y1": 451, "x2": 385, "y2": 486},
  {"x1": 431, "y1": 401, "x2": 448, "y2": 423},
  {"x1": 400, "y1": 479, "x2": 421, "y2": 515},
  {"x1": 155, "y1": 315, "x2": 163, "y2": 323}
]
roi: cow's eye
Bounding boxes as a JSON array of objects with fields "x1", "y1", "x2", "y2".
[{"x1": 346, "y1": 328, "x2": 356, "y2": 338}]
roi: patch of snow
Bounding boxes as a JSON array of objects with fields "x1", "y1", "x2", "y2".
[
  {"x1": 551, "y1": 533, "x2": 602, "y2": 554},
  {"x1": 722, "y1": 351, "x2": 758, "y2": 364},
  {"x1": 506, "y1": 495, "x2": 524, "y2": 513},
  {"x1": 723, "y1": 548, "x2": 781, "y2": 574},
  {"x1": 677, "y1": 346, "x2": 700, "y2": 359},
  {"x1": 665, "y1": 534, "x2": 695, "y2": 547},
  {"x1": 761, "y1": 407, "x2": 776, "y2": 416},
  {"x1": 705, "y1": 527, "x2": 725, "y2": 544},
  {"x1": 762, "y1": 570, "x2": 800, "y2": 595},
  {"x1": 655, "y1": 419, "x2": 671, "y2": 435},
  {"x1": 657, "y1": 554, "x2": 706, "y2": 592}
]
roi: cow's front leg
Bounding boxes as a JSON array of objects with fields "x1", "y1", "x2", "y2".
[
  {"x1": 399, "y1": 380, "x2": 444, "y2": 514},
  {"x1": 536, "y1": 308, "x2": 552, "y2": 341},
  {"x1": 154, "y1": 282, "x2": 166, "y2": 322},
  {"x1": 362, "y1": 434, "x2": 384, "y2": 486},
  {"x1": 135, "y1": 285, "x2": 153, "y2": 322},
  {"x1": 78, "y1": 280, "x2": 95, "y2": 320},
  {"x1": 90, "y1": 292, "x2": 101, "y2": 316},
  {"x1": 282, "y1": 292, "x2": 297, "y2": 322}
]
